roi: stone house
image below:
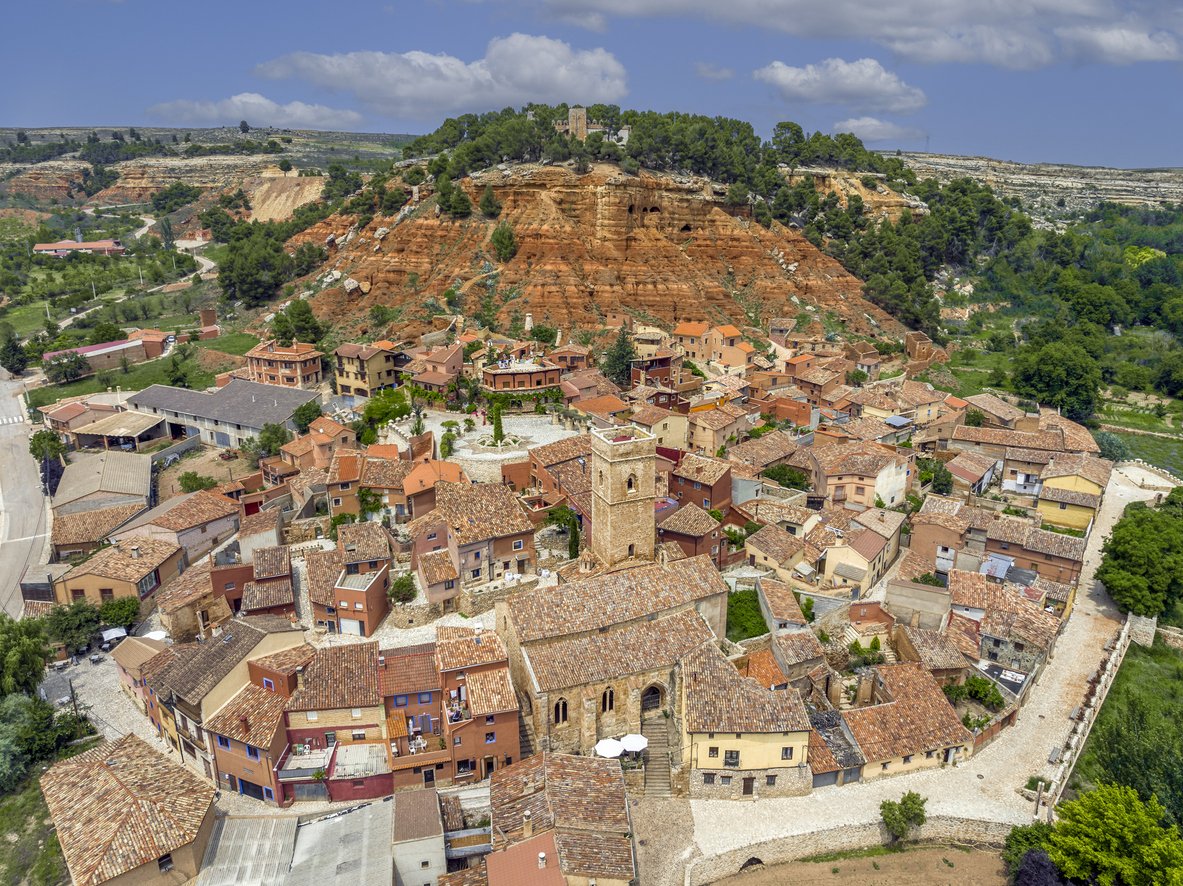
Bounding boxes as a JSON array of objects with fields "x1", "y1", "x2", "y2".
[
  {"x1": 657, "y1": 502, "x2": 724, "y2": 567},
  {"x1": 745, "y1": 523, "x2": 807, "y2": 582},
  {"x1": 333, "y1": 341, "x2": 401, "y2": 397},
  {"x1": 54, "y1": 537, "x2": 184, "y2": 606},
  {"x1": 893, "y1": 625, "x2": 969, "y2": 686},
  {"x1": 630, "y1": 404, "x2": 688, "y2": 449},
  {"x1": 243, "y1": 340, "x2": 324, "y2": 389},
  {"x1": 111, "y1": 490, "x2": 240, "y2": 561},
  {"x1": 815, "y1": 442, "x2": 911, "y2": 509},
  {"x1": 497, "y1": 554, "x2": 727, "y2": 757},
  {"x1": 306, "y1": 522, "x2": 394, "y2": 636},
  {"x1": 688, "y1": 403, "x2": 753, "y2": 454},
  {"x1": 680, "y1": 643, "x2": 812, "y2": 800},
  {"x1": 670, "y1": 453, "x2": 732, "y2": 512}
]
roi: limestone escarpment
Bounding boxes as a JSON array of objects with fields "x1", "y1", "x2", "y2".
[{"x1": 294, "y1": 164, "x2": 902, "y2": 338}]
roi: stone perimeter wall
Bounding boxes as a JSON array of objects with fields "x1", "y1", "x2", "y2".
[{"x1": 686, "y1": 815, "x2": 1013, "y2": 885}]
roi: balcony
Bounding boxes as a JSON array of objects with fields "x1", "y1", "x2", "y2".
[
  {"x1": 277, "y1": 745, "x2": 334, "y2": 781},
  {"x1": 446, "y1": 702, "x2": 471, "y2": 724}
]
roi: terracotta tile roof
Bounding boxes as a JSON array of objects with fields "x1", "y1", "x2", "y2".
[
  {"x1": 690, "y1": 407, "x2": 745, "y2": 431},
  {"x1": 774, "y1": 631, "x2": 826, "y2": 668},
  {"x1": 980, "y1": 606, "x2": 1059, "y2": 651},
  {"x1": 952, "y1": 425, "x2": 1065, "y2": 451},
  {"x1": 726, "y1": 432, "x2": 798, "y2": 470},
  {"x1": 947, "y1": 451, "x2": 999, "y2": 482},
  {"x1": 747, "y1": 523, "x2": 805, "y2": 564},
  {"x1": 1039, "y1": 486, "x2": 1100, "y2": 509},
  {"x1": 508, "y1": 554, "x2": 727, "y2": 644},
  {"x1": 964, "y1": 393, "x2": 1026, "y2": 423},
  {"x1": 808, "y1": 727, "x2": 840, "y2": 775},
  {"x1": 659, "y1": 502, "x2": 719, "y2": 537},
  {"x1": 466, "y1": 667, "x2": 518, "y2": 716},
  {"x1": 338, "y1": 521, "x2": 392, "y2": 563},
  {"x1": 1034, "y1": 576, "x2": 1073, "y2": 603},
  {"x1": 357, "y1": 455, "x2": 412, "y2": 490},
  {"x1": 737, "y1": 498, "x2": 816, "y2": 528},
  {"x1": 206, "y1": 683, "x2": 287, "y2": 746},
  {"x1": 684, "y1": 642, "x2": 809, "y2": 733},
  {"x1": 288, "y1": 642, "x2": 382, "y2": 711},
  {"x1": 404, "y1": 460, "x2": 466, "y2": 495},
  {"x1": 436, "y1": 626, "x2": 509, "y2": 671},
  {"x1": 815, "y1": 442, "x2": 899, "y2": 477},
  {"x1": 897, "y1": 380, "x2": 946, "y2": 409},
  {"x1": 1041, "y1": 453, "x2": 1113, "y2": 488},
  {"x1": 156, "y1": 619, "x2": 295, "y2": 704},
  {"x1": 673, "y1": 453, "x2": 731, "y2": 485},
  {"x1": 328, "y1": 451, "x2": 364, "y2": 484},
  {"x1": 490, "y1": 753, "x2": 632, "y2": 880},
  {"x1": 242, "y1": 577, "x2": 294, "y2": 611},
  {"x1": 530, "y1": 434, "x2": 592, "y2": 468},
  {"x1": 524, "y1": 608, "x2": 713, "y2": 692},
  {"x1": 238, "y1": 508, "x2": 281, "y2": 539},
  {"x1": 378, "y1": 643, "x2": 440, "y2": 696},
  {"x1": 418, "y1": 549, "x2": 458, "y2": 586},
  {"x1": 310, "y1": 415, "x2": 351, "y2": 437},
  {"x1": 251, "y1": 643, "x2": 316, "y2": 675},
  {"x1": 986, "y1": 515, "x2": 1037, "y2": 545},
  {"x1": 41, "y1": 735, "x2": 215, "y2": 886},
  {"x1": 630, "y1": 404, "x2": 674, "y2": 426},
  {"x1": 51, "y1": 502, "x2": 144, "y2": 547},
  {"x1": 1025, "y1": 526, "x2": 1087, "y2": 561},
  {"x1": 758, "y1": 579, "x2": 806, "y2": 625},
  {"x1": 410, "y1": 482, "x2": 533, "y2": 544},
  {"x1": 853, "y1": 507, "x2": 906, "y2": 539},
  {"x1": 842, "y1": 663, "x2": 973, "y2": 763},
  {"x1": 673, "y1": 321, "x2": 710, "y2": 337},
  {"x1": 1038, "y1": 412, "x2": 1100, "y2": 453},
  {"x1": 439, "y1": 862, "x2": 489, "y2": 886},
  {"x1": 849, "y1": 528, "x2": 888, "y2": 562},
  {"x1": 656, "y1": 540, "x2": 687, "y2": 562},
  {"x1": 900, "y1": 625, "x2": 969, "y2": 672},
  {"x1": 305, "y1": 548, "x2": 345, "y2": 607},
  {"x1": 1005, "y1": 446, "x2": 1056, "y2": 465},
  {"x1": 63, "y1": 538, "x2": 179, "y2": 585},
  {"x1": 740, "y1": 647, "x2": 789, "y2": 688},
  {"x1": 252, "y1": 546, "x2": 291, "y2": 580},
  {"x1": 119, "y1": 490, "x2": 238, "y2": 533},
  {"x1": 109, "y1": 636, "x2": 168, "y2": 673},
  {"x1": 575, "y1": 394, "x2": 629, "y2": 417}
]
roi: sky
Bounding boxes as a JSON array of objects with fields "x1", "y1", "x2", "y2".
[{"x1": 3, "y1": 0, "x2": 1182, "y2": 167}]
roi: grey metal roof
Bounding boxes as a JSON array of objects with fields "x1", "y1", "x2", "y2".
[
  {"x1": 52, "y1": 451, "x2": 152, "y2": 508},
  {"x1": 197, "y1": 816, "x2": 298, "y2": 886},
  {"x1": 289, "y1": 803, "x2": 394, "y2": 886},
  {"x1": 128, "y1": 380, "x2": 318, "y2": 431}
]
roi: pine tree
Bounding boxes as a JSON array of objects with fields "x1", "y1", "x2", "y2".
[
  {"x1": 601, "y1": 327, "x2": 636, "y2": 386},
  {"x1": 492, "y1": 403, "x2": 504, "y2": 444},
  {"x1": 480, "y1": 184, "x2": 502, "y2": 218},
  {"x1": 568, "y1": 513, "x2": 580, "y2": 559},
  {"x1": 0, "y1": 334, "x2": 27, "y2": 375}
]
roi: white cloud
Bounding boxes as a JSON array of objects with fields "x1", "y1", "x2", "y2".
[
  {"x1": 754, "y1": 58, "x2": 926, "y2": 113},
  {"x1": 148, "y1": 92, "x2": 363, "y2": 129},
  {"x1": 833, "y1": 116, "x2": 925, "y2": 142},
  {"x1": 695, "y1": 61, "x2": 734, "y2": 80},
  {"x1": 535, "y1": 0, "x2": 1182, "y2": 68},
  {"x1": 257, "y1": 34, "x2": 627, "y2": 119},
  {"x1": 1056, "y1": 25, "x2": 1180, "y2": 62}
]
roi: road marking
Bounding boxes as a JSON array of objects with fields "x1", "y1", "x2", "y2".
[
  {"x1": 0, "y1": 415, "x2": 24, "y2": 425},
  {"x1": 0, "y1": 532, "x2": 48, "y2": 545}
]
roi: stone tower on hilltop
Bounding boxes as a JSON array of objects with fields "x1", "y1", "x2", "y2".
[{"x1": 590, "y1": 426, "x2": 656, "y2": 566}]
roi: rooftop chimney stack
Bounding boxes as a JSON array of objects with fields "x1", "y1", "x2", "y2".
[
  {"x1": 522, "y1": 809, "x2": 532, "y2": 838},
  {"x1": 538, "y1": 852, "x2": 546, "y2": 870},
  {"x1": 130, "y1": 545, "x2": 141, "y2": 559}
]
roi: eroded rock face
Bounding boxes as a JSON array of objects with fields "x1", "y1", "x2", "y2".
[
  {"x1": 900, "y1": 152, "x2": 1183, "y2": 216},
  {"x1": 293, "y1": 165, "x2": 902, "y2": 337}
]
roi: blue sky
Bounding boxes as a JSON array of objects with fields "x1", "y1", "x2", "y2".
[{"x1": 3, "y1": 0, "x2": 1181, "y2": 167}]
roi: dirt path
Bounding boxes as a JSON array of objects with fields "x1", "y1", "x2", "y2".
[{"x1": 712, "y1": 847, "x2": 1006, "y2": 886}]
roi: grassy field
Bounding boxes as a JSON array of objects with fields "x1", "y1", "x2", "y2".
[
  {"x1": 0, "y1": 738, "x2": 105, "y2": 886},
  {"x1": 194, "y1": 332, "x2": 258, "y2": 356},
  {"x1": 1112, "y1": 431, "x2": 1183, "y2": 477},
  {"x1": 27, "y1": 356, "x2": 215, "y2": 409}
]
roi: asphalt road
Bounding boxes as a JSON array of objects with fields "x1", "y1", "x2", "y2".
[{"x1": 0, "y1": 369, "x2": 48, "y2": 617}]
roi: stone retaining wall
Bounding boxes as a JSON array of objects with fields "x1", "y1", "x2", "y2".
[
  {"x1": 1117, "y1": 459, "x2": 1183, "y2": 488},
  {"x1": 383, "y1": 601, "x2": 444, "y2": 629},
  {"x1": 688, "y1": 815, "x2": 1013, "y2": 885},
  {"x1": 459, "y1": 576, "x2": 539, "y2": 616},
  {"x1": 1157, "y1": 625, "x2": 1183, "y2": 652}
]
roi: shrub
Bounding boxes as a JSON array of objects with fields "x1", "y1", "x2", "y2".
[{"x1": 388, "y1": 573, "x2": 416, "y2": 604}]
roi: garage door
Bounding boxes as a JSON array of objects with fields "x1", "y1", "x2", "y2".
[
  {"x1": 812, "y1": 771, "x2": 839, "y2": 788},
  {"x1": 339, "y1": 618, "x2": 363, "y2": 636},
  {"x1": 214, "y1": 431, "x2": 231, "y2": 447}
]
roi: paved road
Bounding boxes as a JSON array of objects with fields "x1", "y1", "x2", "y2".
[
  {"x1": 664, "y1": 465, "x2": 1172, "y2": 884},
  {"x1": 0, "y1": 370, "x2": 48, "y2": 617}
]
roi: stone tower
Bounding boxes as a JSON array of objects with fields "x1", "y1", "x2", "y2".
[
  {"x1": 568, "y1": 105, "x2": 588, "y2": 141},
  {"x1": 590, "y1": 426, "x2": 656, "y2": 566}
]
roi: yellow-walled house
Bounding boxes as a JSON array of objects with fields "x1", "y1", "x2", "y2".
[
  {"x1": 1037, "y1": 454, "x2": 1112, "y2": 530},
  {"x1": 54, "y1": 538, "x2": 184, "y2": 606},
  {"x1": 680, "y1": 643, "x2": 812, "y2": 800}
]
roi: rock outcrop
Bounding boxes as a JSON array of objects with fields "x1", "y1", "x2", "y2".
[{"x1": 293, "y1": 164, "x2": 901, "y2": 338}]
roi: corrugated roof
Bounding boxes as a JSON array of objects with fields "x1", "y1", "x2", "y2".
[
  {"x1": 128, "y1": 380, "x2": 318, "y2": 432},
  {"x1": 52, "y1": 451, "x2": 152, "y2": 508}
]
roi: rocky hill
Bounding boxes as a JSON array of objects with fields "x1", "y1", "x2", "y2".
[
  {"x1": 900, "y1": 152, "x2": 1183, "y2": 216},
  {"x1": 292, "y1": 163, "x2": 903, "y2": 339}
]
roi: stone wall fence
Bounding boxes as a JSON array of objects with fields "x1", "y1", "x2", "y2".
[{"x1": 1116, "y1": 459, "x2": 1183, "y2": 489}]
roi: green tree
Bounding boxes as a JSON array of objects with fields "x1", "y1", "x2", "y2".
[
  {"x1": 762, "y1": 464, "x2": 810, "y2": 490},
  {"x1": 292, "y1": 399, "x2": 323, "y2": 434},
  {"x1": 439, "y1": 430, "x2": 456, "y2": 458},
  {"x1": 166, "y1": 350, "x2": 189, "y2": 388},
  {"x1": 44, "y1": 351, "x2": 89, "y2": 384},
  {"x1": 292, "y1": 242, "x2": 327, "y2": 277},
  {"x1": 568, "y1": 512, "x2": 580, "y2": 559},
  {"x1": 491, "y1": 403, "x2": 504, "y2": 444},
  {"x1": 88, "y1": 321, "x2": 124, "y2": 345},
  {"x1": 1003, "y1": 822, "x2": 1055, "y2": 875},
  {"x1": 272, "y1": 299, "x2": 324, "y2": 346},
  {"x1": 218, "y1": 233, "x2": 293, "y2": 308},
  {"x1": 1092, "y1": 431, "x2": 1131, "y2": 462},
  {"x1": 358, "y1": 488, "x2": 382, "y2": 519},
  {"x1": 1013, "y1": 341, "x2": 1102, "y2": 421},
  {"x1": 0, "y1": 614, "x2": 50, "y2": 697},
  {"x1": 256, "y1": 423, "x2": 293, "y2": 457},
  {"x1": 880, "y1": 791, "x2": 927, "y2": 842},
  {"x1": 479, "y1": 184, "x2": 502, "y2": 218},
  {"x1": 726, "y1": 182, "x2": 749, "y2": 206},
  {"x1": 965, "y1": 408, "x2": 985, "y2": 427},
  {"x1": 239, "y1": 120, "x2": 251, "y2": 133},
  {"x1": 1048, "y1": 784, "x2": 1183, "y2": 886},
  {"x1": 178, "y1": 472, "x2": 218, "y2": 493},
  {"x1": 278, "y1": 158, "x2": 293, "y2": 174},
  {"x1": 1096, "y1": 493, "x2": 1183, "y2": 617},
  {"x1": 930, "y1": 459, "x2": 953, "y2": 494},
  {"x1": 490, "y1": 221, "x2": 517, "y2": 262},
  {"x1": 601, "y1": 327, "x2": 636, "y2": 386},
  {"x1": 388, "y1": 572, "x2": 417, "y2": 604},
  {"x1": 28, "y1": 429, "x2": 65, "y2": 463},
  {"x1": 99, "y1": 596, "x2": 141, "y2": 630},
  {"x1": 0, "y1": 331, "x2": 27, "y2": 375},
  {"x1": 45, "y1": 600, "x2": 101, "y2": 654}
]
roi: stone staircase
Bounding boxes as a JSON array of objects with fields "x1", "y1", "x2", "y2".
[
  {"x1": 642, "y1": 717, "x2": 671, "y2": 798},
  {"x1": 517, "y1": 709, "x2": 536, "y2": 758},
  {"x1": 843, "y1": 625, "x2": 896, "y2": 663}
]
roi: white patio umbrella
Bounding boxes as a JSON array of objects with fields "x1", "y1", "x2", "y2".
[
  {"x1": 620, "y1": 734, "x2": 648, "y2": 753},
  {"x1": 594, "y1": 738, "x2": 625, "y2": 758}
]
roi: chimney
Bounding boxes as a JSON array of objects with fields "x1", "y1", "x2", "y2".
[
  {"x1": 522, "y1": 809, "x2": 533, "y2": 838},
  {"x1": 239, "y1": 714, "x2": 249, "y2": 733},
  {"x1": 295, "y1": 665, "x2": 305, "y2": 689},
  {"x1": 474, "y1": 625, "x2": 482, "y2": 645},
  {"x1": 537, "y1": 852, "x2": 547, "y2": 870},
  {"x1": 378, "y1": 655, "x2": 386, "y2": 668},
  {"x1": 130, "y1": 545, "x2": 141, "y2": 559}
]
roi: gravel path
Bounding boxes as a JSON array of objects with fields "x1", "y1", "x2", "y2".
[{"x1": 684, "y1": 465, "x2": 1170, "y2": 869}]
